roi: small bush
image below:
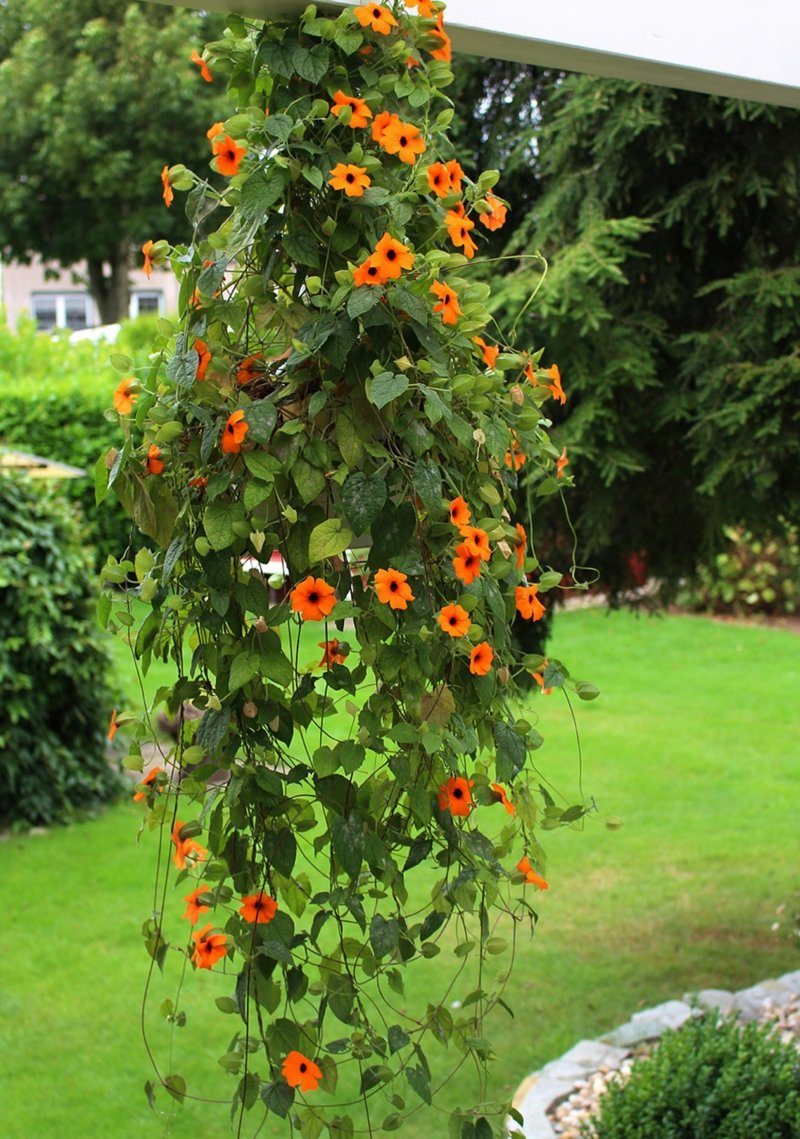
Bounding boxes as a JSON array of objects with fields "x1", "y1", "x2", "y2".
[
  {"x1": 0, "y1": 472, "x2": 121, "y2": 826},
  {"x1": 0, "y1": 316, "x2": 158, "y2": 565},
  {"x1": 681, "y1": 519, "x2": 799, "y2": 616},
  {"x1": 583, "y1": 1013, "x2": 800, "y2": 1139}
]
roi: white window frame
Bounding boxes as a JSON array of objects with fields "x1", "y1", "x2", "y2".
[
  {"x1": 129, "y1": 289, "x2": 165, "y2": 319},
  {"x1": 31, "y1": 292, "x2": 93, "y2": 331}
]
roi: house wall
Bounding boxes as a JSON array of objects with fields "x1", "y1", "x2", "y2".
[{"x1": 0, "y1": 255, "x2": 181, "y2": 331}]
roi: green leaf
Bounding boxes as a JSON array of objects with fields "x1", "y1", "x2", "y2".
[
  {"x1": 204, "y1": 502, "x2": 246, "y2": 551},
  {"x1": 244, "y1": 451, "x2": 280, "y2": 481},
  {"x1": 245, "y1": 400, "x2": 277, "y2": 444},
  {"x1": 494, "y1": 721, "x2": 527, "y2": 782},
  {"x1": 406, "y1": 1066, "x2": 431, "y2": 1105},
  {"x1": 347, "y1": 286, "x2": 383, "y2": 319},
  {"x1": 368, "y1": 500, "x2": 416, "y2": 568},
  {"x1": 292, "y1": 43, "x2": 331, "y2": 84},
  {"x1": 368, "y1": 371, "x2": 409, "y2": 410},
  {"x1": 336, "y1": 408, "x2": 366, "y2": 467},
  {"x1": 258, "y1": 630, "x2": 294, "y2": 687},
  {"x1": 229, "y1": 650, "x2": 260, "y2": 692},
  {"x1": 308, "y1": 518, "x2": 352, "y2": 564},
  {"x1": 261, "y1": 1080, "x2": 295, "y2": 1118},
  {"x1": 392, "y1": 286, "x2": 428, "y2": 325},
  {"x1": 388, "y1": 1024, "x2": 410, "y2": 1054},
  {"x1": 293, "y1": 458, "x2": 326, "y2": 505},
  {"x1": 240, "y1": 168, "x2": 289, "y2": 221},
  {"x1": 195, "y1": 707, "x2": 230, "y2": 754},
  {"x1": 341, "y1": 472, "x2": 387, "y2": 534},
  {"x1": 331, "y1": 814, "x2": 364, "y2": 879},
  {"x1": 412, "y1": 459, "x2": 442, "y2": 513},
  {"x1": 163, "y1": 1074, "x2": 186, "y2": 1104},
  {"x1": 262, "y1": 113, "x2": 294, "y2": 142},
  {"x1": 284, "y1": 218, "x2": 321, "y2": 269},
  {"x1": 369, "y1": 914, "x2": 400, "y2": 958}
]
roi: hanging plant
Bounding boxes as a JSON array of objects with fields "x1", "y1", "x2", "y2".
[{"x1": 98, "y1": 2, "x2": 597, "y2": 1135}]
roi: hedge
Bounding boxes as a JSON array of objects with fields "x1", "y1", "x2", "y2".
[{"x1": 0, "y1": 315, "x2": 160, "y2": 564}]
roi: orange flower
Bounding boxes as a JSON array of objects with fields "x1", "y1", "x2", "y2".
[
  {"x1": 107, "y1": 707, "x2": 119, "y2": 741},
  {"x1": 133, "y1": 766, "x2": 163, "y2": 802},
  {"x1": 446, "y1": 159, "x2": 464, "y2": 194},
  {"x1": 331, "y1": 90, "x2": 373, "y2": 130},
  {"x1": 426, "y1": 162, "x2": 452, "y2": 198},
  {"x1": 446, "y1": 209, "x2": 477, "y2": 258},
  {"x1": 189, "y1": 475, "x2": 208, "y2": 491},
  {"x1": 380, "y1": 117, "x2": 426, "y2": 164},
  {"x1": 190, "y1": 49, "x2": 212, "y2": 83},
  {"x1": 371, "y1": 109, "x2": 396, "y2": 143},
  {"x1": 354, "y1": 3, "x2": 398, "y2": 34},
  {"x1": 428, "y1": 12, "x2": 452, "y2": 60},
  {"x1": 194, "y1": 338, "x2": 212, "y2": 381},
  {"x1": 282, "y1": 1051, "x2": 322, "y2": 1093},
  {"x1": 490, "y1": 783, "x2": 516, "y2": 815},
  {"x1": 437, "y1": 603, "x2": 471, "y2": 638},
  {"x1": 183, "y1": 885, "x2": 212, "y2": 924},
  {"x1": 191, "y1": 922, "x2": 228, "y2": 969},
  {"x1": 518, "y1": 856, "x2": 549, "y2": 890},
  {"x1": 221, "y1": 409, "x2": 248, "y2": 454},
  {"x1": 514, "y1": 522, "x2": 527, "y2": 570},
  {"x1": 473, "y1": 336, "x2": 499, "y2": 368},
  {"x1": 374, "y1": 567, "x2": 414, "y2": 610},
  {"x1": 452, "y1": 542, "x2": 481, "y2": 585},
  {"x1": 480, "y1": 194, "x2": 508, "y2": 231},
  {"x1": 405, "y1": 0, "x2": 438, "y2": 14},
  {"x1": 239, "y1": 890, "x2": 278, "y2": 924},
  {"x1": 352, "y1": 255, "x2": 387, "y2": 288},
  {"x1": 328, "y1": 163, "x2": 371, "y2": 197},
  {"x1": 161, "y1": 165, "x2": 173, "y2": 208},
  {"x1": 171, "y1": 821, "x2": 208, "y2": 870},
  {"x1": 212, "y1": 135, "x2": 247, "y2": 177},
  {"x1": 547, "y1": 364, "x2": 567, "y2": 405},
  {"x1": 438, "y1": 775, "x2": 474, "y2": 817},
  {"x1": 146, "y1": 444, "x2": 164, "y2": 476},
  {"x1": 142, "y1": 239, "x2": 154, "y2": 279},
  {"x1": 459, "y1": 525, "x2": 491, "y2": 562},
  {"x1": 113, "y1": 377, "x2": 137, "y2": 414},
  {"x1": 556, "y1": 446, "x2": 569, "y2": 478},
  {"x1": 430, "y1": 280, "x2": 461, "y2": 325},
  {"x1": 290, "y1": 576, "x2": 337, "y2": 621},
  {"x1": 373, "y1": 233, "x2": 414, "y2": 279},
  {"x1": 236, "y1": 353, "x2": 263, "y2": 385},
  {"x1": 448, "y1": 496, "x2": 470, "y2": 528},
  {"x1": 206, "y1": 120, "x2": 225, "y2": 143},
  {"x1": 319, "y1": 639, "x2": 347, "y2": 667},
  {"x1": 469, "y1": 642, "x2": 494, "y2": 676},
  {"x1": 505, "y1": 438, "x2": 526, "y2": 471},
  {"x1": 515, "y1": 584, "x2": 545, "y2": 622}
]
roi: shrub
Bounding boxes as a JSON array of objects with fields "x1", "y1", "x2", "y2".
[
  {"x1": 0, "y1": 472, "x2": 121, "y2": 826},
  {"x1": 0, "y1": 316, "x2": 159, "y2": 565},
  {"x1": 583, "y1": 1014, "x2": 800, "y2": 1139},
  {"x1": 681, "y1": 519, "x2": 799, "y2": 616}
]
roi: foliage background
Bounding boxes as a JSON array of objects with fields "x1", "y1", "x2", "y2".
[
  {"x1": 448, "y1": 65, "x2": 800, "y2": 600},
  {"x1": 0, "y1": 316, "x2": 160, "y2": 564},
  {"x1": 0, "y1": 472, "x2": 120, "y2": 825},
  {"x1": 0, "y1": 0, "x2": 226, "y2": 321}
]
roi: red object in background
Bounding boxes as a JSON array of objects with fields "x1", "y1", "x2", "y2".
[{"x1": 626, "y1": 550, "x2": 649, "y2": 588}]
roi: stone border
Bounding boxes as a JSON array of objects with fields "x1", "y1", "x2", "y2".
[{"x1": 510, "y1": 968, "x2": 800, "y2": 1138}]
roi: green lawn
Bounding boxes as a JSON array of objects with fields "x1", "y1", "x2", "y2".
[{"x1": 2, "y1": 609, "x2": 798, "y2": 1138}]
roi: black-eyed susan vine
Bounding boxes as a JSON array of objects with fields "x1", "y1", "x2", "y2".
[{"x1": 98, "y1": 2, "x2": 598, "y2": 1135}]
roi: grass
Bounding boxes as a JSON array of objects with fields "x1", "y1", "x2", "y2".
[{"x1": 2, "y1": 608, "x2": 798, "y2": 1138}]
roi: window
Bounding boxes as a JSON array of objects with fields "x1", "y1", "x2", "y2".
[
  {"x1": 130, "y1": 290, "x2": 164, "y2": 318},
  {"x1": 31, "y1": 292, "x2": 92, "y2": 331}
]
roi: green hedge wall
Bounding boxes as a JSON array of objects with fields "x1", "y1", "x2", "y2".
[
  {"x1": 0, "y1": 472, "x2": 121, "y2": 826},
  {"x1": 0, "y1": 316, "x2": 159, "y2": 564}
]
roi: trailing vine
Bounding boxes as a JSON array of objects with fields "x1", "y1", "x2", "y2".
[{"x1": 98, "y1": 2, "x2": 597, "y2": 1135}]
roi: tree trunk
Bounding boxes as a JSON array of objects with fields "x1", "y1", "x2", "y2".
[{"x1": 87, "y1": 239, "x2": 130, "y2": 325}]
